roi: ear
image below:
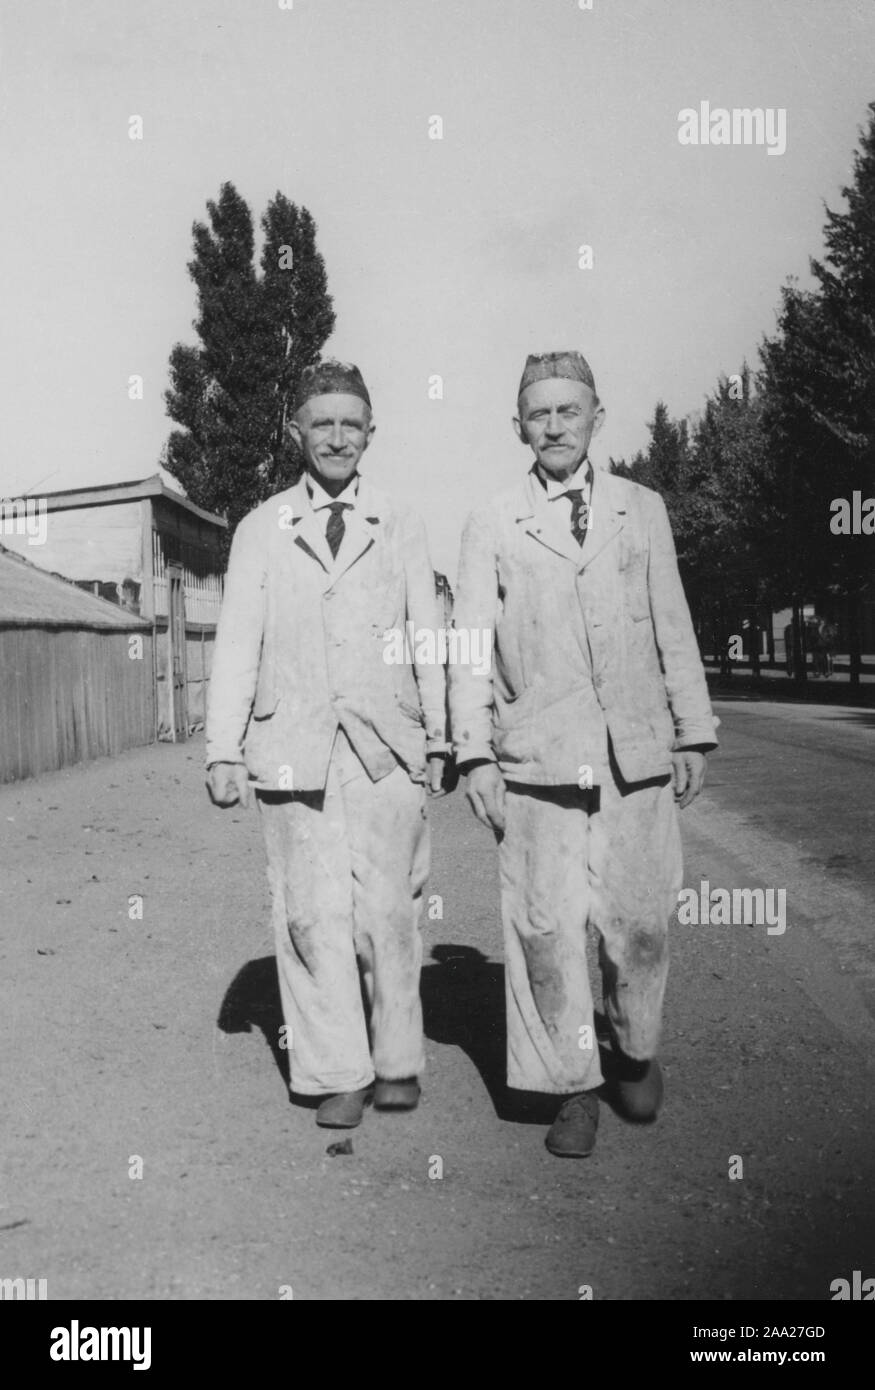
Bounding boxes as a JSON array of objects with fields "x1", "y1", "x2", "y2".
[
  {"x1": 591, "y1": 403, "x2": 606, "y2": 438},
  {"x1": 512, "y1": 414, "x2": 527, "y2": 446},
  {"x1": 288, "y1": 418, "x2": 303, "y2": 449},
  {"x1": 363, "y1": 419, "x2": 376, "y2": 450}
]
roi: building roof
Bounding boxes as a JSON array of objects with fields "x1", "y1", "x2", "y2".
[
  {"x1": 13, "y1": 474, "x2": 227, "y2": 528},
  {"x1": 0, "y1": 545, "x2": 150, "y2": 630}
]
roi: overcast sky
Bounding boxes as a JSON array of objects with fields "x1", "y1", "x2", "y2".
[{"x1": 1, "y1": 0, "x2": 873, "y2": 577}]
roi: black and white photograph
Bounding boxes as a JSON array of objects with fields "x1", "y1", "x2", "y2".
[{"x1": 1, "y1": 0, "x2": 874, "y2": 1339}]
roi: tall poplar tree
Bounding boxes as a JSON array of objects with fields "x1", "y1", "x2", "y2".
[{"x1": 161, "y1": 182, "x2": 336, "y2": 540}]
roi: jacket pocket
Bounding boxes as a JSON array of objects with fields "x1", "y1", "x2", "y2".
[
  {"x1": 396, "y1": 695, "x2": 425, "y2": 727},
  {"x1": 252, "y1": 695, "x2": 280, "y2": 720},
  {"x1": 494, "y1": 684, "x2": 535, "y2": 728},
  {"x1": 619, "y1": 544, "x2": 650, "y2": 622},
  {"x1": 627, "y1": 582, "x2": 651, "y2": 623},
  {"x1": 492, "y1": 685, "x2": 536, "y2": 764}
]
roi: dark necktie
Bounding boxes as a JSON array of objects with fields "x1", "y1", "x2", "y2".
[
  {"x1": 566, "y1": 488, "x2": 590, "y2": 545},
  {"x1": 325, "y1": 501, "x2": 351, "y2": 559}
]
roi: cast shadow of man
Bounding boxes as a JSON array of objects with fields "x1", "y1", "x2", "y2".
[
  {"x1": 216, "y1": 955, "x2": 294, "y2": 1097},
  {"x1": 217, "y1": 945, "x2": 619, "y2": 1121},
  {"x1": 420, "y1": 944, "x2": 617, "y2": 1124},
  {"x1": 216, "y1": 955, "x2": 369, "y2": 1111}
]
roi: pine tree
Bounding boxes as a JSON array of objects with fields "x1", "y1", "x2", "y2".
[
  {"x1": 612, "y1": 378, "x2": 770, "y2": 677},
  {"x1": 760, "y1": 104, "x2": 875, "y2": 684},
  {"x1": 686, "y1": 368, "x2": 770, "y2": 675},
  {"x1": 629, "y1": 402, "x2": 688, "y2": 499},
  {"x1": 811, "y1": 103, "x2": 875, "y2": 460},
  {"x1": 612, "y1": 402, "x2": 697, "y2": 564},
  {"x1": 161, "y1": 182, "x2": 336, "y2": 541}
]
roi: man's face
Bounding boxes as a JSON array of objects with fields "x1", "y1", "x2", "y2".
[
  {"x1": 513, "y1": 378, "x2": 605, "y2": 480},
  {"x1": 289, "y1": 392, "x2": 375, "y2": 486}
]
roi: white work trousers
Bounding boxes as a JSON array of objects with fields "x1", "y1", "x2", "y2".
[
  {"x1": 500, "y1": 774, "x2": 683, "y2": 1094},
  {"x1": 257, "y1": 729, "x2": 429, "y2": 1095}
]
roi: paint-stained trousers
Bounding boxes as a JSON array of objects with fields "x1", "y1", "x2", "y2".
[
  {"x1": 257, "y1": 729, "x2": 429, "y2": 1096},
  {"x1": 500, "y1": 771, "x2": 683, "y2": 1094}
]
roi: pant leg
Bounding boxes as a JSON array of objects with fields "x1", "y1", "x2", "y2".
[
  {"x1": 499, "y1": 786, "x2": 603, "y2": 1094},
  {"x1": 257, "y1": 744, "x2": 374, "y2": 1097},
  {"x1": 588, "y1": 774, "x2": 683, "y2": 1061},
  {"x1": 338, "y1": 733, "x2": 429, "y2": 1082}
]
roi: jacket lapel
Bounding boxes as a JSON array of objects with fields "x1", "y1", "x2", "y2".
[
  {"x1": 578, "y1": 468, "x2": 625, "y2": 570},
  {"x1": 517, "y1": 469, "x2": 591, "y2": 567},
  {"x1": 276, "y1": 479, "x2": 335, "y2": 576},
  {"x1": 327, "y1": 477, "x2": 381, "y2": 583},
  {"x1": 277, "y1": 476, "x2": 383, "y2": 586},
  {"x1": 515, "y1": 466, "x2": 626, "y2": 569}
]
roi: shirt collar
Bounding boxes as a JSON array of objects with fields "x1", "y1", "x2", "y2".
[
  {"x1": 533, "y1": 457, "x2": 593, "y2": 500},
  {"x1": 306, "y1": 471, "x2": 360, "y2": 511}
]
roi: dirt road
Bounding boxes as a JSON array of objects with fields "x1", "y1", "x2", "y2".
[{"x1": 1, "y1": 709, "x2": 873, "y2": 1300}]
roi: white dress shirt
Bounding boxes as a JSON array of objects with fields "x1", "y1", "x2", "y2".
[
  {"x1": 534, "y1": 457, "x2": 593, "y2": 543},
  {"x1": 306, "y1": 471, "x2": 360, "y2": 535}
]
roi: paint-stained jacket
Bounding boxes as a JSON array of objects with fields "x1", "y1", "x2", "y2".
[
  {"x1": 206, "y1": 477, "x2": 448, "y2": 790},
  {"x1": 449, "y1": 467, "x2": 717, "y2": 786}
]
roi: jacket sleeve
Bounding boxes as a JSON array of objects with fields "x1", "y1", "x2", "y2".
[
  {"x1": 204, "y1": 508, "x2": 268, "y2": 767},
  {"x1": 646, "y1": 493, "x2": 718, "y2": 752},
  {"x1": 448, "y1": 507, "x2": 498, "y2": 765},
  {"x1": 402, "y1": 511, "x2": 450, "y2": 753}
]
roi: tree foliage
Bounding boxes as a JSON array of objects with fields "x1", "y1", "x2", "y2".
[
  {"x1": 161, "y1": 182, "x2": 336, "y2": 540},
  {"x1": 612, "y1": 104, "x2": 875, "y2": 682},
  {"x1": 759, "y1": 102, "x2": 875, "y2": 609}
]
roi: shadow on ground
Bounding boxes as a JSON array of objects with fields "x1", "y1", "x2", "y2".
[
  {"x1": 217, "y1": 955, "x2": 291, "y2": 1093},
  {"x1": 812, "y1": 709, "x2": 875, "y2": 728},
  {"x1": 421, "y1": 943, "x2": 630, "y2": 1123},
  {"x1": 707, "y1": 672, "x2": 875, "y2": 709},
  {"x1": 218, "y1": 943, "x2": 644, "y2": 1124}
]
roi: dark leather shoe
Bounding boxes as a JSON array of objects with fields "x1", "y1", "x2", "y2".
[
  {"x1": 316, "y1": 1085, "x2": 374, "y2": 1128},
  {"x1": 545, "y1": 1091, "x2": 599, "y2": 1157},
  {"x1": 615, "y1": 1058, "x2": 663, "y2": 1122},
  {"x1": 374, "y1": 1077, "x2": 421, "y2": 1111}
]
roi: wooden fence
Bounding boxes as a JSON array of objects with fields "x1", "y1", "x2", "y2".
[{"x1": 0, "y1": 627, "x2": 155, "y2": 783}]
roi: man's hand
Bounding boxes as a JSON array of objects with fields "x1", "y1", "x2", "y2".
[
  {"x1": 207, "y1": 762, "x2": 251, "y2": 809},
  {"x1": 465, "y1": 761, "x2": 506, "y2": 835},
  {"x1": 427, "y1": 753, "x2": 448, "y2": 798},
  {"x1": 672, "y1": 750, "x2": 706, "y2": 809}
]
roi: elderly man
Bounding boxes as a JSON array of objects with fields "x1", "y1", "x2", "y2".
[
  {"x1": 206, "y1": 359, "x2": 448, "y2": 1129},
  {"x1": 450, "y1": 351, "x2": 717, "y2": 1158}
]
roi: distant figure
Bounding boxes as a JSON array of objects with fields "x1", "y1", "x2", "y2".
[
  {"x1": 783, "y1": 621, "x2": 796, "y2": 677},
  {"x1": 812, "y1": 617, "x2": 836, "y2": 678}
]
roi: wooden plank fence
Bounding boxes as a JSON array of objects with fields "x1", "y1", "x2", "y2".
[{"x1": 0, "y1": 627, "x2": 155, "y2": 783}]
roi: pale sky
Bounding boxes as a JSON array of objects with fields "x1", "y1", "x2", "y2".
[{"x1": 1, "y1": 0, "x2": 873, "y2": 578}]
